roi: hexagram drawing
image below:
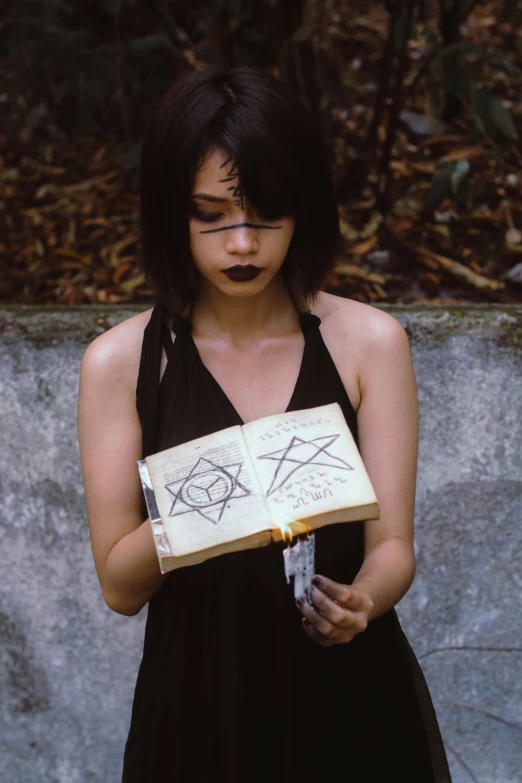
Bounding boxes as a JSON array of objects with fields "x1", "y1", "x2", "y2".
[{"x1": 165, "y1": 457, "x2": 251, "y2": 524}]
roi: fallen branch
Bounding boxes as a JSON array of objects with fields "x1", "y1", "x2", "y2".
[
  {"x1": 386, "y1": 222, "x2": 505, "y2": 292},
  {"x1": 334, "y1": 262, "x2": 387, "y2": 285}
]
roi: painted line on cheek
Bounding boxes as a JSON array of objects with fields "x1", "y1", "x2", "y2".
[{"x1": 199, "y1": 223, "x2": 283, "y2": 234}]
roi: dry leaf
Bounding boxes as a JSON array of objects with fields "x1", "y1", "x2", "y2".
[
  {"x1": 440, "y1": 142, "x2": 487, "y2": 162},
  {"x1": 108, "y1": 234, "x2": 139, "y2": 267},
  {"x1": 388, "y1": 218, "x2": 413, "y2": 233},
  {"x1": 54, "y1": 248, "x2": 92, "y2": 265},
  {"x1": 335, "y1": 262, "x2": 386, "y2": 284},
  {"x1": 121, "y1": 273, "x2": 146, "y2": 293},
  {"x1": 410, "y1": 161, "x2": 436, "y2": 174},
  {"x1": 506, "y1": 228, "x2": 522, "y2": 246},
  {"x1": 346, "y1": 236, "x2": 378, "y2": 255},
  {"x1": 390, "y1": 161, "x2": 414, "y2": 176}
]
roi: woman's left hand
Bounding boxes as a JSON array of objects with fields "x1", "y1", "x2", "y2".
[{"x1": 296, "y1": 575, "x2": 374, "y2": 647}]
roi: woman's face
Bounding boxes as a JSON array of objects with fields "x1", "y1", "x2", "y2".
[{"x1": 189, "y1": 148, "x2": 295, "y2": 298}]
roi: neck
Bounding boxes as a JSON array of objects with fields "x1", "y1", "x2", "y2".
[{"x1": 190, "y1": 274, "x2": 302, "y2": 342}]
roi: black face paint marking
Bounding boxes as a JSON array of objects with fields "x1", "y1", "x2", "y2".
[
  {"x1": 219, "y1": 155, "x2": 244, "y2": 209},
  {"x1": 199, "y1": 222, "x2": 283, "y2": 234}
]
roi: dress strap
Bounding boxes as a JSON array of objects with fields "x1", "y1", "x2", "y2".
[
  {"x1": 136, "y1": 300, "x2": 166, "y2": 459},
  {"x1": 158, "y1": 312, "x2": 192, "y2": 363},
  {"x1": 298, "y1": 311, "x2": 321, "y2": 331},
  {"x1": 171, "y1": 314, "x2": 193, "y2": 336}
]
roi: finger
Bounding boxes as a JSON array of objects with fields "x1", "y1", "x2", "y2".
[
  {"x1": 306, "y1": 585, "x2": 347, "y2": 627},
  {"x1": 311, "y1": 575, "x2": 364, "y2": 610},
  {"x1": 308, "y1": 587, "x2": 368, "y2": 635},
  {"x1": 296, "y1": 596, "x2": 340, "y2": 640},
  {"x1": 302, "y1": 618, "x2": 335, "y2": 647}
]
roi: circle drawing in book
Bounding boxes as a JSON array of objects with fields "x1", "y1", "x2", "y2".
[
  {"x1": 183, "y1": 472, "x2": 232, "y2": 507},
  {"x1": 165, "y1": 457, "x2": 251, "y2": 524}
]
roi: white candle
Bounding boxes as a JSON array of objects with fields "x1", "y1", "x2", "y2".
[{"x1": 283, "y1": 533, "x2": 316, "y2": 600}]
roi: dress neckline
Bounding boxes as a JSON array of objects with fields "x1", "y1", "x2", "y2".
[{"x1": 167, "y1": 310, "x2": 321, "y2": 426}]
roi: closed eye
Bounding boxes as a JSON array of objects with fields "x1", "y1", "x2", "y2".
[
  {"x1": 190, "y1": 209, "x2": 224, "y2": 223},
  {"x1": 255, "y1": 211, "x2": 287, "y2": 222},
  {"x1": 190, "y1": 205, "x2": 287, "y2": 224}
]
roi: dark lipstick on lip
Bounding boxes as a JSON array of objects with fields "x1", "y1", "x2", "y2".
[{"x1": 222, "y1": 265, "x2": 261, "y2": 281}]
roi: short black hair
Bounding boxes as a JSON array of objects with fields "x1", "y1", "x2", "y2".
[{"x1": 139, "y1": 66, "x2": 340, "y2": 315}]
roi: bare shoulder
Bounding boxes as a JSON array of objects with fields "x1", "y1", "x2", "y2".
[
  {"x1": 312, "y1": 292, "x2": 409, "y2": 412},
  {"x1": 80, "y1": 307, "x2": 154, "y2": 393},
  {"x1": 314, "y1": 291, "x2": 405, "y2": 343}
]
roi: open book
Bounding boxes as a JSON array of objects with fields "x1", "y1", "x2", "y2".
[{"x1": 138, "y1": 402, "x2": 380, "y2": 573}]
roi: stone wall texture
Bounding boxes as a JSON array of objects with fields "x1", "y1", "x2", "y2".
[{"x1": 1, "y1": 304, "x2": 521, "y2": 783}]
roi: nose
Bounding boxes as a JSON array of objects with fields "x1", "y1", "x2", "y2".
[{"x1": 225, "y1": 224, "x2": 259, "y2": 256}]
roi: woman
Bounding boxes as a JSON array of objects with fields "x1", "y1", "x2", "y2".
[{"x1": 78, "y1": 67, "x2": 452, "y2": 782}]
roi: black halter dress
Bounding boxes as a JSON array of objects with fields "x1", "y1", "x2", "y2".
[{"x1": 123, "y1": 300, "x2": 452, "y2": 783}]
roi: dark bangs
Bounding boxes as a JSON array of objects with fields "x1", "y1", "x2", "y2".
[{"x1": 139, "y1": 66, "x2": 340, "y2": 315}]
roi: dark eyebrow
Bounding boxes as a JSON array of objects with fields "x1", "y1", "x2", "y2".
[{"x1": 192, "y1": 192, "x2": 231, "y2": 203}]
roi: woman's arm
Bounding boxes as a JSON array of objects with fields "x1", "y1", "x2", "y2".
[
  {"x1": 351, "y1": 312, "x2": 418, "y2": 620},
  {"x1": 77, "y1": 319, "x2": 167, "y2": 616},
  {"x1": 296, "y1": 306, "x2": 419, "y2": 644}
]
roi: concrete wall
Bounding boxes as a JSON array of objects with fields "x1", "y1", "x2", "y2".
[{"x1": 0, "y1": 304, "x2": 521, "y2": 783}]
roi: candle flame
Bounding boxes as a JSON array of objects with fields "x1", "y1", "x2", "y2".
[
  {"x1": 272, "y1": 514, "x2": 312, "y2": 545},
  {"x1": 279, "y1": 521, "x2": 294, "y2": 544},
  {"x1": 272, "y1": 511, "x2": 295, "y2": 544}
]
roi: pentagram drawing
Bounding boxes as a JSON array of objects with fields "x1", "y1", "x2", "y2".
[
  {"x1": 166, "y1": 457, "x2": 251, "y2": 524},
  {"x1": 258, "y1": 434, "x2": 352, "y2": 496}
]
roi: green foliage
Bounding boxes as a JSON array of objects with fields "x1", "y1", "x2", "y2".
[
  {"x1": 393, "y1": 15, "x2": 408, "y2": 48},
  {"x1": 127, "y1": 34, "x2": 174, "y2": 56},
  {"x1": 428, "y1": 39, "x2": 520, "y2": 140},
  {"x1": 502, "y1": 0, "x2": 521, "y2": 20},
  {"x1": 427, "y1": 159, "x2": 472, "y2": 207},
  {"x1": 438, "y1": 42, "x2": 521, "y2": 78},
  {"x1": 473, "y1": 84, "x2": 519, "y2": 141},
  {"x1": 3, "y1": 0, "x2": 520, "y2": 199},
  {"x1": 424, "y1": 31, "x2": 520, "y2": 205},
  {"x1": 123, "y1": 139, "x2": 142, "y2": 173},
  {"x1": 3, "y1": 0, "x2": 178, "y2": 142},
  {"x1": 442, "y1": 50, "x2": 469, "y2": 100}
]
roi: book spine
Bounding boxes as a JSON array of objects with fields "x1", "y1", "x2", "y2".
[{"x1": 137, "y1": 459, "x2": 173, "y2": 571}]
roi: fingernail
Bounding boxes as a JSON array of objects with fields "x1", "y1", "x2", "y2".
[
  {"x1": 302, "y1": 618, "x2": 310, "y2": 626},
  {"x1": 312, "y1": 576, "x2": 321, "y2": 587},
  {"x1": 296, "y1": 597, "x2": 304, "y2": 607}
]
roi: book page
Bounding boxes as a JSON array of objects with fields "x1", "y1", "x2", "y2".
[
  {"x1": 145, "y1": 427, "x2": 272, "y2": 557},
  {"x1": 242, "y1": 403, "x2": 378, "y2": 527}
]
